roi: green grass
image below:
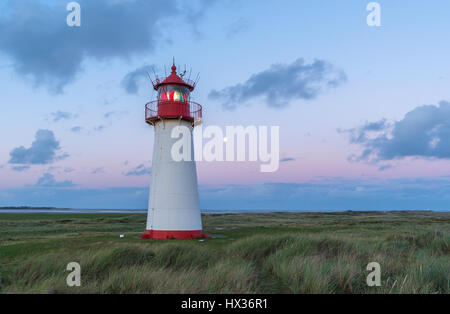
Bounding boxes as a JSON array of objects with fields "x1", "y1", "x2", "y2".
[{"x1": 0, "y1": 211, "x2": 448, "y2": 293}]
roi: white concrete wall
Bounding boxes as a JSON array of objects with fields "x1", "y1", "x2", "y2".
[{"x1": 146, "y1": 119, "x2": 202, "y2": 231}]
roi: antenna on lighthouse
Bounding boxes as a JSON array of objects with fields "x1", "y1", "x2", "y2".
[
  {"x1": 152, "y1": 66, "x2": 160, "y2": 84},
  {"x1": 194, "y1": 72, "x2": 200, "y2": 87},
  {"x1": 172, "y1": 57, "x2": 177, "y2": 74},
  {"x1": 146, "y1": 71, "x2": 154, "y2": 86},
  {"x1": 180, "y1": 64, "x2": 187, "y2": 78}
]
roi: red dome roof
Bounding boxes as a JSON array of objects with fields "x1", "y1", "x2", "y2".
[{"x1": 153, "y1": 64, "x2": 195, "y2": 91}]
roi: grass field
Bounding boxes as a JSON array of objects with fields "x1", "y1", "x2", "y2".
[{"x1": 0, "y1": 211, "x2": 448, "y2": 294}]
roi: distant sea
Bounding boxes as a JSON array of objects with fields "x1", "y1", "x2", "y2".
[
  {"x1": 0, "y1": 208, "x2": 285, "y2": 214},
  {"x1": 0, "y1": 208, "x2": 448, "y2": 214},
  {"x1": 0, "y1": 208, "x2": 147, "y2": 214}
]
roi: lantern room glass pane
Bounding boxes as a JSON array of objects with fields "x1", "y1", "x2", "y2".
[{"x1": 158, "y1": 86, "x2": 190, "y2": 102}]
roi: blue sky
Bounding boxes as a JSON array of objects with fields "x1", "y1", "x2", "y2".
[{"x1": 0, "y1": 0, "x2": 449, "y2": 210}]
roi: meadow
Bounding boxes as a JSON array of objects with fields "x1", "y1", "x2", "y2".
[{"x1": 0, "y1": 211, "x2": 448, "y2": 294}]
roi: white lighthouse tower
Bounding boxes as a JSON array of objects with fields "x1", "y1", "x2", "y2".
[{"x1": 141, "y1": 62, "x2": 206, "y2": 239}]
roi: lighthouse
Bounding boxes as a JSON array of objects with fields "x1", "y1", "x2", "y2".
[{"x1": 140, "y1": 62, "x2": 206, "y2": 239}]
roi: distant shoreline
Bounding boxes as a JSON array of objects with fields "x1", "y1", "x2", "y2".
[
  {"x1": 0, "y1": 208, "x2": 448, "y2": 214},
  {"x1": 0, "y1": 206, "x2": 61, "y2": 210},
  {"x1": 0, "y1": 208, "x2": 147, "y2": 214}
]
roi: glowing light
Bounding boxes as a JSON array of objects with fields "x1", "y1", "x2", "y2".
[{"x1": 174, "y1": 90, "x2": 183, "y2": 101}]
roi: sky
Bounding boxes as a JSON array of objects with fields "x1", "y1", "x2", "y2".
[{"x1": 0, "y1": 0, "x2": 449, "y2": 211}]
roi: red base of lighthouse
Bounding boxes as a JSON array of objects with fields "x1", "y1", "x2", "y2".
[{"x1": 140, "y1": 230, "x2": 209, "y2": 240}]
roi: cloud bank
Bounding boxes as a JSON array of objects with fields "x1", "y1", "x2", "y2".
[
  {"x1": 11, "y1": 166, "x2": 30, "y2": 172},
  {"x1": 9, "y1": 129, "x2": 67, "y2": 165},
  {"x1": 209, "y1": 58, "x2": 347, "y2": 110},
  {"x1": 1, "y1": 177, "x2": 449, "y2": 210},
  {"x1": 342, "y1": 101, "x2": 450, "y2": 162},
  {"x1": 51, "y1": 111, "x2": 74, "y2": 122},
  {"x1": 35, "y1": 173, "x2": 75, "y2": 188},
  {"x1": 124, "y1": 164, "x2": 152, "y2": 176},
  {"x1": 121, "y1": 64, "x2": 155, "y2": 94},
  {"x1": 0, "y1": 0, "x2": 211, "y2": 92}
]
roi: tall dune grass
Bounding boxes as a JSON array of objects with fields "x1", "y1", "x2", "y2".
[{"x1": 0, "y1": 212, "x2": 448, "y2": 293}]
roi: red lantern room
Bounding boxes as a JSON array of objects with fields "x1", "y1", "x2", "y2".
[{"x1": 146, "y1": 63, "x2": 202, "y2": 124}]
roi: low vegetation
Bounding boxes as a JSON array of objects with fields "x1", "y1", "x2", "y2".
[{"x1": 0, "y1": 211, "x2": 448, "y2": 293}]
